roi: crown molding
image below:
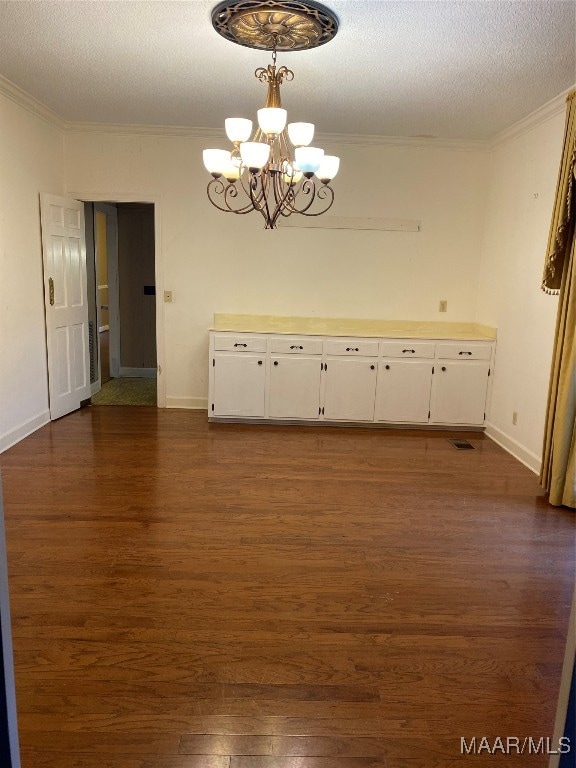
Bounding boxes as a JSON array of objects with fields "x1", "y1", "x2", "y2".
[
  {"x1": 1, "y1": 68, "x2": 572, "y2": 152},
  {"x1": 489, "y1": 86, "x2": 574, "y2": 150},
  {"x1": 64, "y1": 120, "x2": 489, "y2": 151},
  {"x1": 0, "y1": 73, "x2": 65, "y2": 130},
  {"x1": 64, "y1": 121, "x2": 225, "y2": 140}
]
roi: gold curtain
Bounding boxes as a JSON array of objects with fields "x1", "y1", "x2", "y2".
[{"x1": 540, "y1": 90, "x2": 576, "y2": 508}]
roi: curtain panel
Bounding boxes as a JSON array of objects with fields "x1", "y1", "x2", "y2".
[{"x1": 540, "y1": 89, "x2": 576, "y2": 509}]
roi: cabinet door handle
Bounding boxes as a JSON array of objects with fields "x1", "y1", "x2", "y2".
[
  {"x1": 459, "y1": 350, "x2": 473, "y2": 356},
  {"x1": 346, "y1": 347, "x2": 359, "y2": 352},
  {"x1": 370, "y1": 365, "x2": 375, "y2": 370},
  {"x1": 402, "y1": 349, "x2": 415, "y2": 354},
  {"x1": 234, "y1": 343, "x2": 248, "y2": 348},
  {"x1": 290, "y1": 345, "x2": 304, "y2": 350},
  {"x1": 273, "y1": 361, "x2": 278, "y2": 366},
  {"x1": 258, "y1": 360, "x2": 263, "y2": 365},
  {"x1": 385, "y1": 364, "x2": 390, "y2": 370},
  {"x1": 442, "y1": 366, "x2": 446, "y2": 371}
]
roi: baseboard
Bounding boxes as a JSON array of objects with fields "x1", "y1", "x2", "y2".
[
  {"x1": 165, "y1": 397, "x2": 208, "y2": 410},
  {"x1": 119, "y1": 367, "x2": 156, "y2": 379},
  {"x1": 485, "y1": 422, "x2": 541, "y2": 475},
  {"x1": 0, "y1": 410, "x2": 50, "y2": 453}
]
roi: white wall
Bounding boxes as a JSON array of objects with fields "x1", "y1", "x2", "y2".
[
  {"x1": 477, "y1": 112, "x2": 564, "y2": 472},
  {"x1": 64, "y1": 131, "x2": 489, "y2": 408},
  {"x1": 0, "y1": 93, "x2": 64, "y2": 451}
]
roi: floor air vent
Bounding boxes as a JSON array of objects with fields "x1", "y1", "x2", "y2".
[{"x1": 448, "y1": 438, "x2": 476, "y2": 450}]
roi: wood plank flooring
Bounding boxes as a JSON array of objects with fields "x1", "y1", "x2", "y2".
[{"x1": 1, "y1": 408, "x2": 574, "y2": 768}]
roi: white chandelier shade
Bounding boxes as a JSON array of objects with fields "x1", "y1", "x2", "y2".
[
  {"x1": 257, "y1": 107, "x2": 287, "y2": 136},
  {"x1": 239, "y1": 141, "x2": 271, "y2": 169},
  {"x1": 287, "y1": 122, "x2": 315, "y2": 147},
  {"x1": 225, "y1": 118, "x2": 253, "y2": 143},
  {"x1": 294, "y1": 146, "x2": 324, "y2": 175},
  {"x1": 316, "y1": 155, "x2": 340, "y2": 183}
]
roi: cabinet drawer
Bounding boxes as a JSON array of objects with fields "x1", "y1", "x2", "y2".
[
  {"x1": 436, "y1": 343, "x2": 492, "y2": 360},
  {"x1": 213, "y1": 334, "x2": 267, "y2": 353},
  {"x1": 324, "y1": 339, "x2": 379, "y2": 357},
  {"x1": 270, "y1": 336, "x2": 323, "y2": 355},
  {"x1": 380, "y1": 341, "x2": 435, "y2": 359}
]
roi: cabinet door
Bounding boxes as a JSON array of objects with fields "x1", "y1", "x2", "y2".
[
  {"x1": 430, "y1": 361, "x2": 490, "y2": 425},
  {"x1": 212, "y1": 353, "x2": 266, "y2": 417},
  {"x1": 269, "y1": 356, "x2": 321, "y2": 419},
  {"x1": 323, "y1": 358, "x2": 377, "y2": 421},
  {"x1": 375, "y1": 360, "x2": 433, "y2": 423}
]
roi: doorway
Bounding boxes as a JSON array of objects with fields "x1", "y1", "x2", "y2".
[{"x1": 85, "y1": 202, "x2": 157, "y2": 406}]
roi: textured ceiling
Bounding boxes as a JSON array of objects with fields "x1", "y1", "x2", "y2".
[{"x1": 0, "y1": 0, "x2": 574, "y2": 140}]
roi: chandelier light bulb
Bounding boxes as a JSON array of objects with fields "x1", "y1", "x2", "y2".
[
  {"x1": 316, "y1": 155, "x2": 340, "y2": 183},
  {"x1": 288, "y1": 122, "x2": 315, "y2": 147},
  {"x1": 203, "y1": 148, "x2": 233, "y2": 177},
  {"x1": 240, "y1": 141, "x2": 271, "y2": 170},
  {"x1": 223, "y1": 160, "x2": 242, "y2": 181},
  {"x1": 257, "y1": 108, "x2": 288, "y2": 136},
  {"x1": 225, "y1": 118, "x2": 253, "y2": 143},
  {"x1": 294, "y1": 146, "x2": 324, "y2": 175}
]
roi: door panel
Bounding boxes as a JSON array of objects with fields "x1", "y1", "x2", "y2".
[
  {"x1": 41, "y1": 194, "x2": 91, "y2": 420},
  {"x1": 213, "y1": 354, "x2": 266, "y2": 417},
  {"x1": 269, "y1": 356, "x2": 321, "y2": 419},
  {"x1": 323, "y1": 358, "x2": 377, "y2": 421},
  {"x1": 376, "y1": 360, "x2": 433, "y2": 423},
  {"x1": 430, "y1": 361, "x2": 490, "y2": 425}
]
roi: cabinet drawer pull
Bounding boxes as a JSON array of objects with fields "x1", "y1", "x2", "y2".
[
  {"x1": 346, "y1": 347, "x2": 359, "y2": 352},
  {"x1": 258, "y1": 360, "x2": 263, "y2": 365},
  {"x1": 459, "y1": 350, "x2": 473, "y2": 356},
  {"x1": 273, "y1": 361, "x2": 278, "y2": 366},
  {"x1": 402, "y1": 349, "x2": 415, "y2": 354},
  {"x1": 385, "y1": 364, "x2": 390, "y2": 370},
  {"x1": 234, "y1": 343, "x2": 248, "y2": 348},
  {"x1": 290, "y1": 345, "x2": 304, "y2": 350}
]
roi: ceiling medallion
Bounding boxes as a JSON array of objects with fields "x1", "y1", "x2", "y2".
[
  {"x1": 211, "y1": 0, "x2": 339, "y2": 51},
  {"x1": 203, "y1": 1, "x2": 340, "y2": 229}
]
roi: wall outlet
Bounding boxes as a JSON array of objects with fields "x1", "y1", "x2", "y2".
[
  {"x1": 512, "y1": 411, "x2": 518, "y2": 425},
  {"x1": 164, "y1": 291, "x2": 173, "y2": 303},
  {"x1": 439, "y1": 300, "x2": 448, "y2": 312}
]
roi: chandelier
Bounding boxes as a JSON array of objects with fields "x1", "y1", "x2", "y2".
[{"x1": 203, "y1": 0, "x2": 340, "y2": 230}]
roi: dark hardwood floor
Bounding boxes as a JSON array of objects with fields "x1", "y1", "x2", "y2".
[{"x1": 0, "y1": 408, "x2": 574, "y2": 768}]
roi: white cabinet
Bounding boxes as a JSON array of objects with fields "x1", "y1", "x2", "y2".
[
  {"x1": 323, "y1": 358, "x2": 378, "y2": 421},
  {"x1": 375, "y1": 360, "x2": 433, "y2": 423},
  {"x1": 430, "y1": 361, "x2": 491, "y2": 425},
  {"x1": 269, "y1": 356, "x2": 322, "y2": 419},
  {"x1": 212, "y1": 353, "x2": 266, "y2": 417},
  {"x1": 208, "y1": 330, "x2": 495, "y2": 428}
]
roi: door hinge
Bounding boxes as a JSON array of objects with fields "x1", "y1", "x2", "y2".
[
  {"x1": 432, "y1": 366, "x2": 435, "y2": 374},
  {"x1": 428, "y1": 410, "x2": 430, "y2": 419},
  {"x1": 211, "y1": 404, "x2": 214, "y2": 412},
  {"x1": 318, "y1": 406, "x2": 321, "y2": 415},
  {"x1": 483, "y1": 412, "x2": 486, "y2": 420},
  {"x1": 212, "y1": 358, "x2": 215, "y2": 366},
  {"x1": 322, "y1": 407, "x2": 325, "y2": 415},
  {"x1": 157, "y1": 364, "x2": 162, "y2": 375},
  {"x1": 325, "y1": 363, "x2": 327, "y2": 371},
  {"x1": 488, "y1": 368, "x2": 491, "y2": 376}
]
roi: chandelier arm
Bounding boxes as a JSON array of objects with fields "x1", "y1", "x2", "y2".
[
  {"x1": 294, "y1": 182, "x2": 335, "y2": 216},
  {"x1": 224, "y1": 182, "x2": 261, "y2": 214}
]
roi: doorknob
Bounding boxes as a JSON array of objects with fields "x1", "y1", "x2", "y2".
[{"x1": 48, "y1": 277, "x2": 55, "y2": 306}]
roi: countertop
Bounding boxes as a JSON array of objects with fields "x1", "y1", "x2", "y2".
[{"x1": 212, "y1": 314, "x2": 497, "y2": 341}]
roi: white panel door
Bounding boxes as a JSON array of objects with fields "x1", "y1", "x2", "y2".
[
  {"x1": 212, "y1": 354, "x2": 266, "y2": 417},
  {"x1": 375, "y1": 360, "x2": 433, "y2": 423},
  {"x1": 269, "y1": 356, "x2": 322, "y2": 419},
  {"x1": 430, "y1": 361, "x2": 490, "y2": 425},
  {"x1": 323, "y1": 358, "x2": 377, "y2": 421},
  {"x1": 40, "y1": 194, "x2": 90, "y2": 420}
]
